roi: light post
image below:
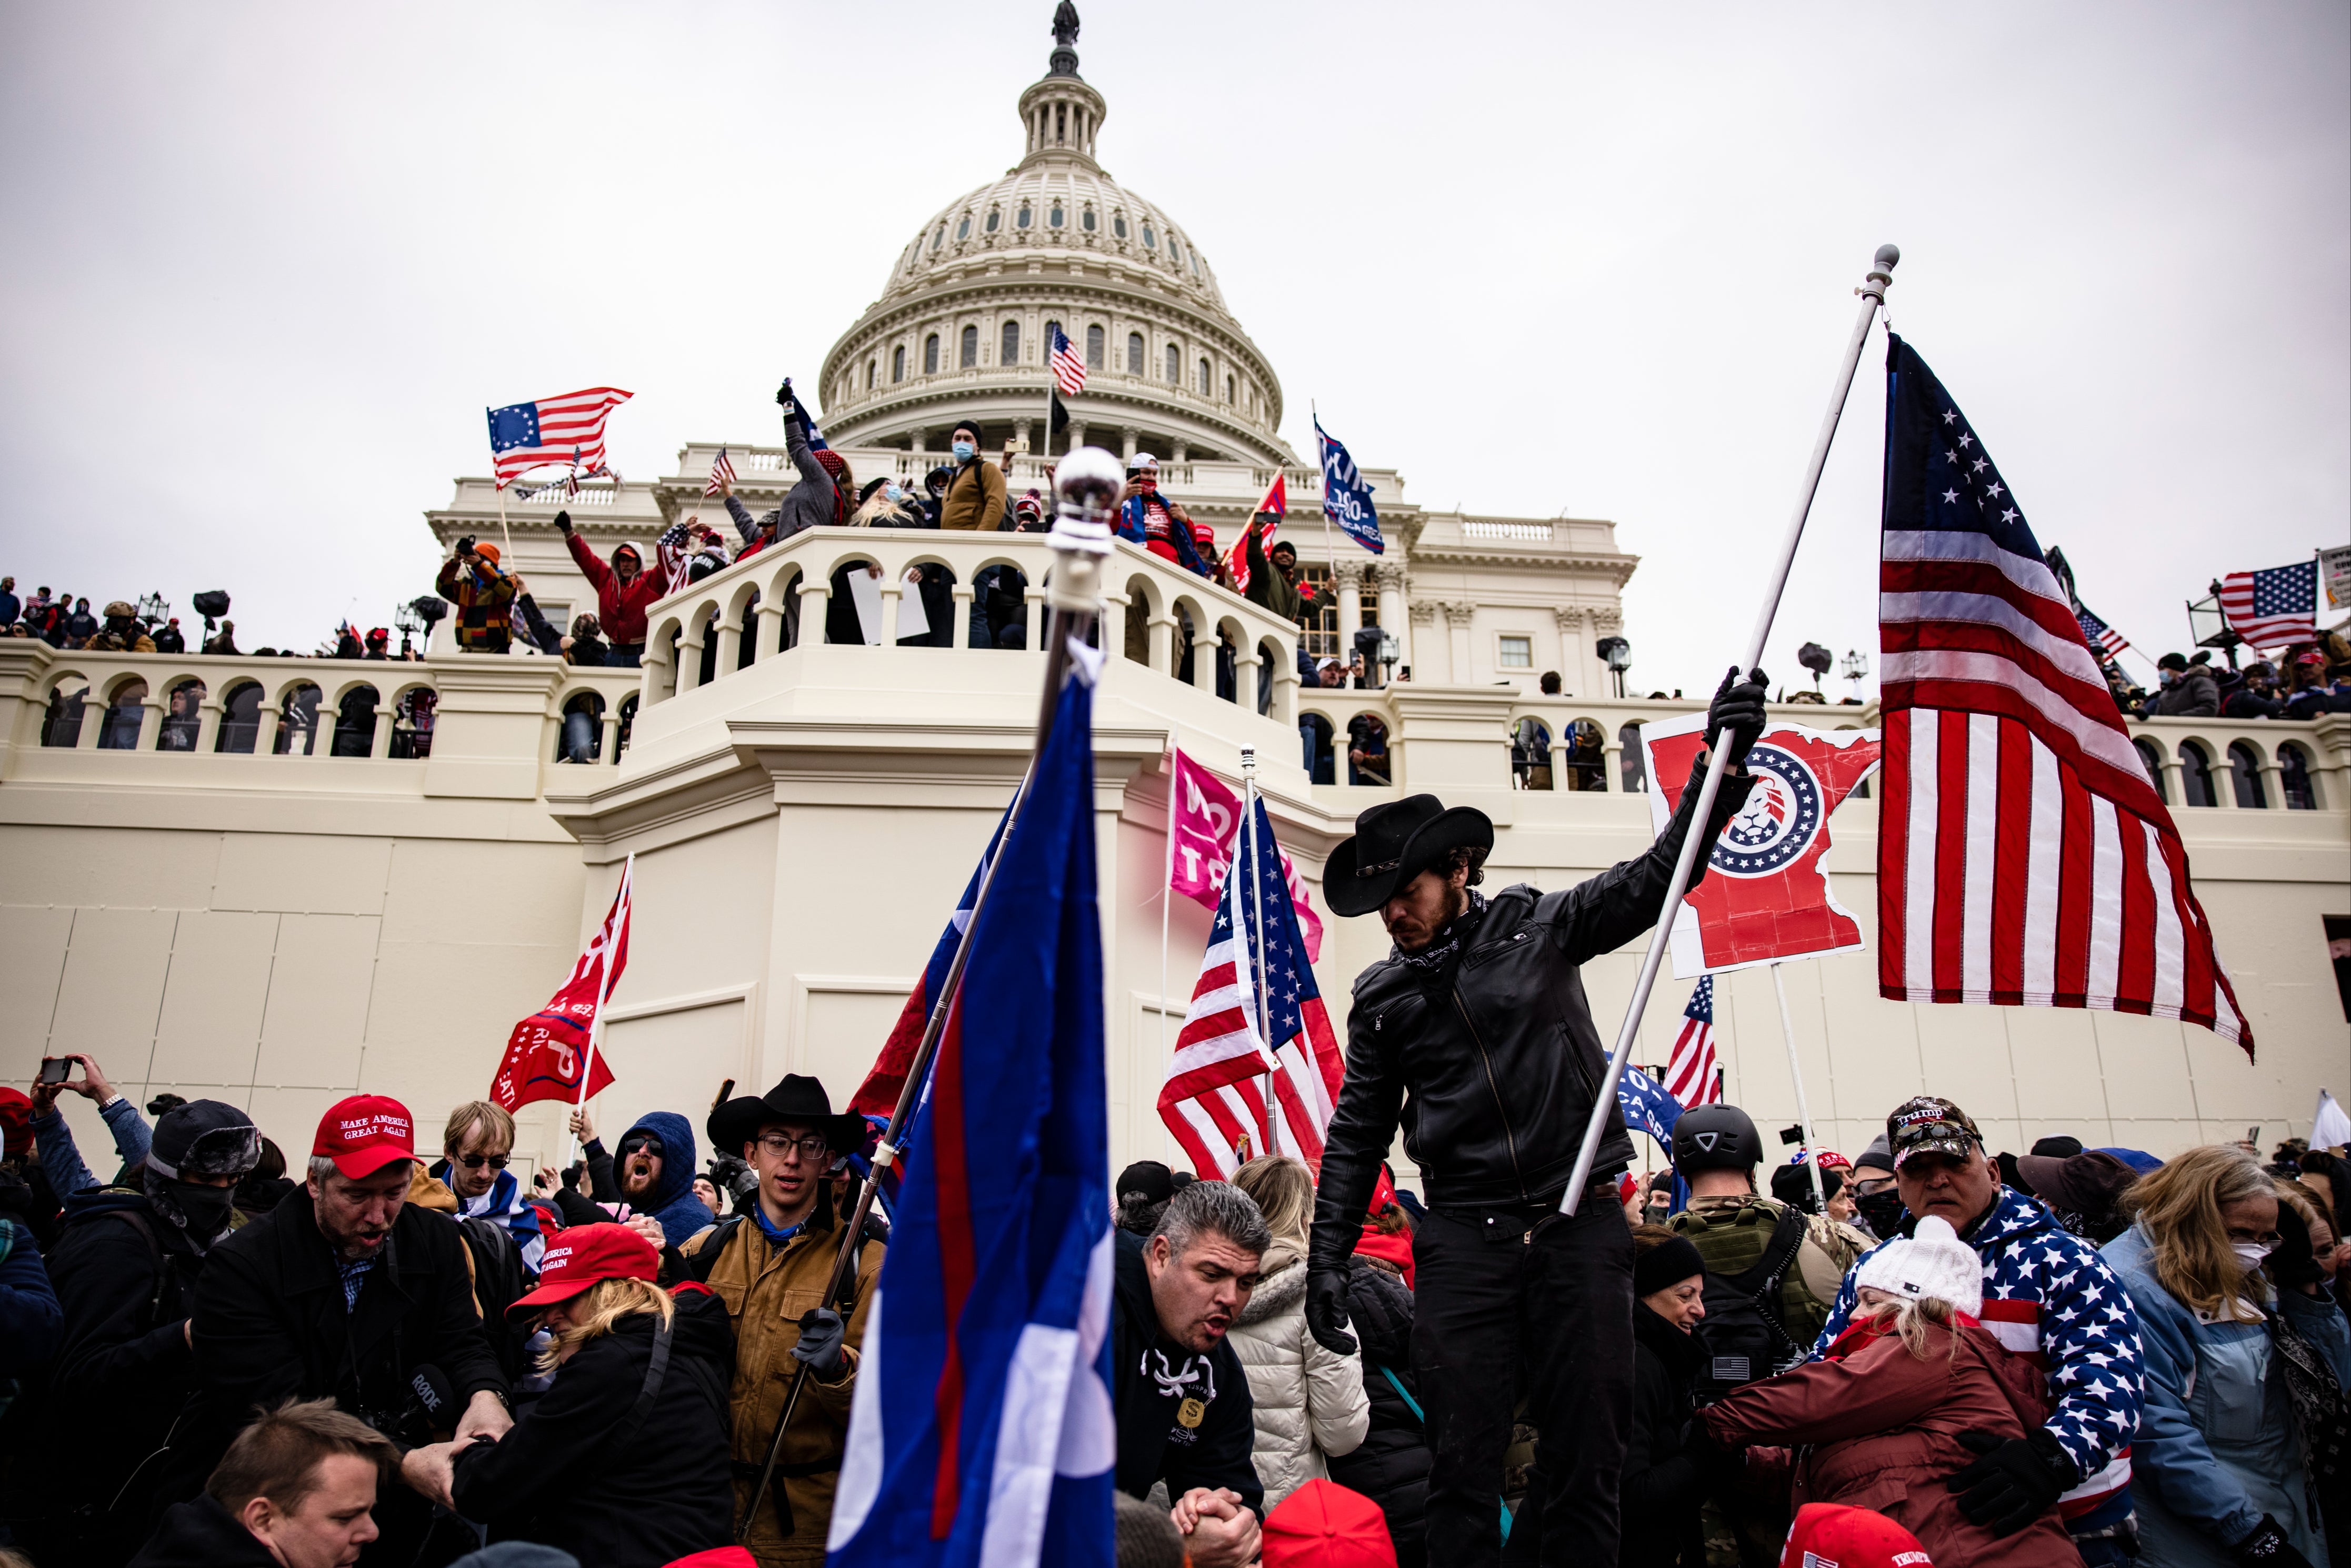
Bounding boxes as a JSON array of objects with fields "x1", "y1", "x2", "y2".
[
  {"x1": 1597, "y1": 635, "x2": 1632, "y2": 698},
  {"x1": 135, "y1": 591, "x2": 169, "y2": 628},
  {"x1": 1377, "y1": 631, "x2": 1399, "y2": 688},
  {"x1": 1840, "y1": 648, "x2": 1869, "y2": 703}
]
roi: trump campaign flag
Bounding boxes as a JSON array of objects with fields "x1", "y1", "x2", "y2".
[
  {"x1": 1165, "y1": 748, "x2": 1324, "y2": 961},
  {"x1": 1158, "y1": 796, "x2": 1344, "y2": 1180},
  {"x1": 1640, "y1": 716, "x2": 1880, "y2": 977},
  {"x1": 1222, "y1": 472, "x2": 1287, "y2": 594},
  {"x1": 492, "y1": 859, "x2": 631, "y2": 1110},
  {"x1": 1315, "y1": 418, "x2": 1383, "y2": 555},
  {"x1": 826, "y1": 662, "x2": 1113, "y2": 1568}
]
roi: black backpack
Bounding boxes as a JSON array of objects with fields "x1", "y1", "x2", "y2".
[{"x1": 1688, "y1": 1207, "x2": 1810, "y2": 1401}]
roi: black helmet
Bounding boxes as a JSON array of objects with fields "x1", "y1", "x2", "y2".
[{"x1": 1673, "y1": 1104, "x2": 1764, "y2": 1172}]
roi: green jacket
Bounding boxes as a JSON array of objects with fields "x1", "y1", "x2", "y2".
[{"x1": 1244, "y1": 524, "x2": 1302, "y2": 624}]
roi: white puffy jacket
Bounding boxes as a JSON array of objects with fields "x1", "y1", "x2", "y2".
[{"x1": 1227, "y1": 1254, "x2": 1370, "y2": 1511}]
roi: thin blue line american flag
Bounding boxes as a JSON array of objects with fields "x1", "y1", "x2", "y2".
[
  {"x1": 704, "y1": 447, "x2": 737, "y2": 498},
  {"x1": 1050, "y1": 325, "x2": 1086, "y2": 398}
]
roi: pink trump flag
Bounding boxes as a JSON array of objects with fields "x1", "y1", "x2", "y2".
[{"x1": 1168, "y1": 748, "x2": 1323, "y2": 961}]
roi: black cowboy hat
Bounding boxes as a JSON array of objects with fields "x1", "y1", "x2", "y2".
[
  {"x1": 707, "y1": 1074, "x2": 868, "y2": 1161},
  {"x1": 1323, "y1": 794, "x2": 1494, "y2": 917}
]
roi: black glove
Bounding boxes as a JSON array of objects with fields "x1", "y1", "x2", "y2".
[
  {"x1": 2232, "y1": 1516, "x2": 2315, "y2": 1567},
  {"x1": 1304, "y1": 1266, "x2": 1357, "y2": 1356},
  {"x1": 1945, "y1": 1429, "x2": 2075, "y2": 1535},
  {"x1": 775, "y1": 378, "x2": 795, "y2": 409},
  {"x1": 1705, "y1": 666, "x2": 1769, "y2": 770},
  {"x1": 2269, "y1": 1210, "x2": 2324, "y2": 1291},
  {"x1": 791, "y1": 1306, "x2": 847, "y2": 1380},
  {"x1": 554, "y1": 510, "x2": 573, "y2": 535}
]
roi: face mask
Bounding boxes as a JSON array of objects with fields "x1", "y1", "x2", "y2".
[
  {"x1": 170, "y1": 1180, "x2": 236, "y2": 1239},
  {"x1": 885, "y1": 484, "x2": 903, "y2": 503},
  {"x1": 1856, "y1": 1187, "x2": 1907, "y2": 1239},
  {"x1": 952, "y1": 441, "x2": 976, "y2": 462},
  {"x1": 1137, "y1": 477, "x2": 1157, "y2": 494},
  {"x1": 2231, "y1": 1240, "x2": 2275, "y2": 1272}
]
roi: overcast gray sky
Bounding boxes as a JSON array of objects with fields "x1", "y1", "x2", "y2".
[{"x1": 3, "y1": 2, "x2": 2343, "y2": 697}]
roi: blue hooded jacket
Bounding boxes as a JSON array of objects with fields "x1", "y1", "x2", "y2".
[{"x1": 619, "y1": 1112, "x2": 709, "y2": 1249}]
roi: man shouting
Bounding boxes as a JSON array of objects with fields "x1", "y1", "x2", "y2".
[{"x1": 1304, "y1": 668, "x2": 1768, "y2": 1567}]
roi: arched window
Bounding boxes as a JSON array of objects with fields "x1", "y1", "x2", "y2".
[
  {"x1": 1017, "y1": 203, "x2": 1033, "y2": 229},
  {"x1": 331, "y1": 685, "x2": 380, "y2": 756},
  {"x1": 985, "y1": 209, "x2": 1001, "y2": 233},
  {"x1": 1113, "y1": 214, "x2": 1128, "y2": 239},
  {"x1": 98, "y1": 678, "x2": 146, "y2": 749},
  {"x1": 1348, "y1": 712, "x2": 1393, "y2": 786},
  {"x1": 1171, "y1": 236, "x2": 1184, "y2": 266},
  {"x1": 1044, "y1": 318, "x2": 1061, "y2": 351},
  {"x1": 1300, "y1": 712, "x2": 1336, "y2": 785},
  {"x1": 2226, "y1": 741, "x2": 2267, "y2": 808},
  {"x1": 1510, "y1": 716, "x2": 1552, "y2": 791},
  {"x1": 1226, "y1": 375, "x2": 1235, "y2": 404},
  {"x1": 931, "y1": 224, "x2": 945, "y2": 252},
  {"x1": 1197, "y1": 358, "x2": 1210, "y2": 396},
  {"x1": 274, "y1": 683, "x2": 322, "y2": 756},
  {"x1": 2279, "y1": 743, "x2": 2320, "y2": 809},
  {"x1": 1166, "y1": 344, "x2": 1180, "y2": 384},
  {"x1": 892, "y1": 345, "x2": 906, "y2": 383},
  {"x1": 215, "y1": 682, "x2": 262, "y2": 753},
  {"x1": 2177, "y1": 741, "x2": 2216, "y2": 807},
  {"x1": 159, "y1": 678, "x2": 205, "y2": 751},
  {"x1": 1082, "y1": 207, "x2": 1097, "y2": 232},
  {"x1": 866, "y1": 359, "x2": 877, "y2": 391},
  {"x1": 956, "y1": 214, "x2": 971, "y2": 240},
  {"x1": 1001, "y1": 319, "x2": 1020, "y2": 365},
  {"x1": 960, "y1": 325, "x2": 978, "y2": 368},
  {"x1": 1086, "y1": 324, "x2": 1104, "y2": 368},
  {"x1": 2132, "y1": 737, "x2": 2168, "y2": 802},
  {"x1": 41, "y1": 684, "x2": 87, "y2": 747},
  {"x1": 1127, "y1": 332, "x2": 1144, "y2": 374},
  {"x1": 924, "y1": 334, "x2": 940, "y2": 374},
  {"x1": 1142, "y1": 223, "x2": 1157, "y2": 249},
  {"x1": 1049, "y1": 203, "x2": 1064, "y2": 228}
]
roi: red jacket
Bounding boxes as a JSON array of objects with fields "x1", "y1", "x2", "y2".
[
  {"x1": 565, "y1": 531, "x2": 662, "y2": 647},
  {"x1": 1703, "y1": 1317, "x2": 2078, "y2": 1568}
]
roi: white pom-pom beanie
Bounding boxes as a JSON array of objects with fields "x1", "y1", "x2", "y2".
[{"x1": 1853, "y1": 1214, "x2": 1983, "y2": 1319}]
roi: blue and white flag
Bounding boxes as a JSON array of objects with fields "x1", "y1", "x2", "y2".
[
  {"x1": 827, "y1": 656, "x2": 1115, "y2": 1568},
  {"x1": 1315, "y1": 418, "x2": 1383, "y2": 555},
  {"x1": 1615, "y1": 1064, "x2": 1691, "y2": 1213}
]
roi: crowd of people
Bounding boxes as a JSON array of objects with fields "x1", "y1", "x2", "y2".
[{"x1": 2110, "y1": 638, "x2": 2351, "y2": 722}]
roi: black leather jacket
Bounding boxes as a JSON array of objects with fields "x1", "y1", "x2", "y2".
[{"x1": 1310, "y1": 760, "x2": 1754, "y2": 1255}]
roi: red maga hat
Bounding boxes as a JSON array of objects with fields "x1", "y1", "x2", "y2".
[
  {"x1": 509, "y1": 1222, "x2": 659, "y2": 1317},
  {"x1": 312, "y1": 1094, "x2": 415, "y2": 1180},
  {"x1": 1778, "y1": 1503, "x2": 1934, "y2": 1568},
  {"x1": 1262, "y1": 1480, "x2": 1396, "y2": 1568}
]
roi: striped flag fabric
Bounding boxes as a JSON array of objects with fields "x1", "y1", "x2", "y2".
[
  {"x1": 2217, "y1": 560, "x2": 2319, "y2": 651},
  {"x1": 1663, "y1": 975, "x2": 1723, "y2": 1108},
  {"x1": 485, "y1": 387, "x2": 632, "y2": 490},
  {"x1": 826, "y1": 662, "x2": 1114, "y2": 1568},
  {"x1": 1876, "y1": 335, "x2": 2249, "y2": 1053},
  {"x1": 704, "y1": 446, "x2": 737, "y2": 498},
  {"x1": 1049, "y1": 325, "x2": 1086, "y2": 398},
  {"x1": 1158, "y1": 796, "x2": 1343, "y2": 1180},
  {"x1": 2074, "y1": 603, "x2": 2130, "y2": 663}
]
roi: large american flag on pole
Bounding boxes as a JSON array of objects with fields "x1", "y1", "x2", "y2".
[
  {"x1": 2217, "y1": 560, "x2": 2319, "y2": 651},
  {"x1": 1663, "y1": 975, "x2": 1724, "y2": 1107},
  {"x1": 485, "y1": 387, "x2": 631, "y2": 490},
  {"x1": 1158, "y1": 796, "x2": 1343, "y2": 1179},
  {"x1": 1049, "y1": 324, "x2": 1086, "y2": 398},
  {"x1": 1877, "y1": 335, "x2": 2249, "y2": 1053}
]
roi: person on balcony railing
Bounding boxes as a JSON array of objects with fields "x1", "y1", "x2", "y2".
[
  {"x1": 1117, "y1": 454, "x2": 1211, "y2": 575},
  {"x1": 1245, "y1": 528, "x2": 1304, "y2": 624},
  {"x1": 937, "y1": 417, "x2": 1007, "y2": 532},
  {"x1": 2217, "y1": 661, "x2": 2285, "y2": 721},
  {"x1": 202, "y1": 619, "x2": 238, "y2": 656},
  {"x1": 716, "y1": 381, "x2": 855, "y2": 557},
  {"x1": 853, "y1": 479, "x2": 954, "y2": 647},
  {"x1": 556, "y1": 508, "x2": 657, "y2": 668},
  {"x1": 435, "y1": 537, "x2": 516, "y2": 655},
  {"x1": 0, "y1": 576, "x2": 17, "y2": 628},
  {"x1": 2153, "y1": 651, "x2": 2219, "y2": 717},
  {"x1": 62, "y1": 596, "x2": 97, "y2": 645}
]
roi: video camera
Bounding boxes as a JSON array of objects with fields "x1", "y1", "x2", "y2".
[{"x1": 707, "y1": 1152, "x2": 761, "y2": 1214}]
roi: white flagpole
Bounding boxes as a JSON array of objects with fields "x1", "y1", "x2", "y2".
[
  {"x1": 1770, "y1": 961, "x2": 1828, "y2": 1215},
  {"x1": 1312, "y1": 401, "x2": 1338, "y2": 662},
  {"x1": 1243, "y1": 745, "x2": 1278, "y2": 1158},
  {"x1": 1563, "y1": 244, "x2": 1898, "y2": 1215},
  {"x1": 1161, "y1": 726, "x2": 1179, "y2": 1102},
  {"x1": 562, "y1": 852, "x2": 631, "y2": 1174},
  {"x1": 496, "y1": 483, "x2": 514, "y2": 561}
]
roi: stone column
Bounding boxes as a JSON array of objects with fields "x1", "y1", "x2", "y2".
[
  {"x1": 600, "y1": 707, "x2": 622, "y2": 763},
  {"x1": 135, "y1": 696, "x2": 165, "y2": 752},
  {"x1": 1553, "y1": 606, "x2": 1587, "y2": 695},
  {"x1": 1589, "y1": 609, "x2": 1623, "y2": 698},
  {"x1": 1407, "y1": 601, "x2": 1438, "y2": 683},
  {"x1": 1191, "y1": 624, "x2": 1220, "y2": 695},
  {"x1": 194, "y1": 697, "x2": 223, "y2": 755},
  {"x1": 713, "y1": 610, "x2": 741, "y2": 674},
  {"x1": 1273, "y1": 660, "x2": 1299, "y2": 728},
  {"x1": 676, "y1": 628, "x2": 706, "y2": 694},
  {"x1": 1375, "y1": 565, "x2": 1408, "y2": 667},
  {"x1": 2257, "y1": 755, "x2": 2287, "y2": 810},
  {"x1": 1148, "y1": 613, "x2": 1178, "y2": 675},
  {"x1": 754, "y1": 599, "x2": 786, "y2": 661},
  {"x1": 1334, "y1": 563, "x2": 1364, "y2": 656},
  {"x1": 1120, "y1": 427, "x2": 1139, "y2": 465},
  {"x1": 1014, "y1": 417, "x2": 1033, "y2": 453},
  {"x1": 950, "y1": 584, "x2": 975, "y2": 650},
  {"x1": 254, "y1": 704, "x2": 280, "y2": 756},
  {"x1": 1442, "y1": 601, "x2": 1477, "y2": 685},
  {"x1": 1068, "y1": 420, "x2": 1088, "y2": 452},
  {"x1": 369, "y1": 708, "x2": 394, "y2": 760},
  {"x1": 1235, "y1": 644, "x2": 1259, "y2": 713}
]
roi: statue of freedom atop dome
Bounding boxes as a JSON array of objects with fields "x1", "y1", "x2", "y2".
[{"x1": 1052, "y1": 2, "x2": 1080, "y2": 48}]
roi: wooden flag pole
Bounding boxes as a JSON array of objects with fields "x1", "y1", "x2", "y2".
[
  {"x1": 1770, "y1": 961, "x2": 1828, "y2": 1215},
  {"x1": 1560, "y1": 245, "x2": 1898, "y2": 1216}
]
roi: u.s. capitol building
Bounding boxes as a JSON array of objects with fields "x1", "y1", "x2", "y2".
[{"x1": 3, "y1": 28, "x2": 2343, "y2": 1179}]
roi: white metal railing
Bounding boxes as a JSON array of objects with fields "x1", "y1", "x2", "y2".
[
  {"x1": 509, "y1": 484, "x2": 617, "y2": 506},
  {"x1": 1461, "y1": 520, "x2": 1554, "y2": 542}
]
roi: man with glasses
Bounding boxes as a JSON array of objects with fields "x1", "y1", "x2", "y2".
[
  {"x1": 609, "y1": 1110, "x2": 710, "y2": 1249},
  {"x1": 429, "y1": 1101, "x2": 543, "y2": 1272},
  {"x1": 678, "y1": 1074, "x2": 880, "y2": 1567}
]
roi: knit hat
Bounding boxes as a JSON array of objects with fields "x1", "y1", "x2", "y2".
[
  {"x1": 1634, "y1": 1233, "x2": 1707, "y2": 1298},
  {"x1": 145, "y1": 1100, "x2": 261, "y2": 1181},
  {"x1": 0, "y1": 1088, "x2": 31, "y2": 1157},
  {"x1": 1854, "y1": 1134, "x2": 1895, "y2": 1176},
  {"x1": 1852, "y1": 1214, "x2": 1982, "y2": 1319},
  {"x1": 814, "y1": 450, "x2": 848, "y2": 479},
  {"x1": 1262, "y1": 1480, "x2": 1396, "y2": 1568},
  {"x1": 1777, "y1": 1503, "x2": 1934, "y2": 1568},
  {"x1": 1113, "y1": 1493, "x2": 1184, "y2": 1568},
  {"x1": 473, "y1": 542, "x2": 501, "y2": 566}
]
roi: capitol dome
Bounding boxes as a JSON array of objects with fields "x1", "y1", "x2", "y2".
[{"x1": 816, "y1": 31, "x2": 1290, "y2": 469}]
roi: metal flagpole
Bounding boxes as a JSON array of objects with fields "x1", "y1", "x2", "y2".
[
  {"x1": 1770, "y1": 961, "x2": 1828, "y2": 1215},
  {"x1": 1242, "y1": 745, "x2": 1278, "y2": 1157},
  {"x1": 1562, "y1": 244, "x2": 1899, "y2": 1216},
  {"x1": 1311, "y1": 400, "x2": 1338, "y2": 665},
  {"x1": 497, "y1": 484, "x2": 514, "y2": 561},
  {"x1": 736, "y1": 447, "x2": 1122, "y2": 1543},
  {"x1": 1161, "y1": 725, "x2": 1179, "y2": 1086},
  {"x1": 562, "y1": 853, "x2": 631, "y2": 1174}
]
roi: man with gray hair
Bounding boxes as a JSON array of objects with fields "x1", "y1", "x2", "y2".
[{"x1": 1112, "y1": 1179, "x2": 1270, "y2": 1568}]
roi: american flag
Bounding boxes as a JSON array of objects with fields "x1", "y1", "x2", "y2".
[
  {"x1": 1158, "y1": 795, "x2": 1343, "y2": 1179},
  {"x1": 1877, "y1": 335, "x2": 2248, "y2": 1052},
  {"x1": 2074, "y1": 603, "x2": 2130, "y2": 663},
  {"x1": 704, "y1": 446, "x2": 736, "y2": 498},
  {"x1": 1663, "y1": 975, "x2": 1723, "y2": 1108},
  {"x1": 2218, "y1": 559, "x2": 2319, "y2": 651},
  {"x1": 654, "y1": 518, "x2": 697, "y2": 598},
  {"x1": 485, "y1": 387, "x2": 631, "y2": 490},
  {"x1": 1049, "y1": 324, "x2": 1086, "y2": 398}
]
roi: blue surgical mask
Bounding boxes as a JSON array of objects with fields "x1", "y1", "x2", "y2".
[
  {"x1": 885, "y1": 483, "x2": 904, "y2": 502},
  {"x1": 953, "y1": 440, "x2": 976, "y2": 462}
]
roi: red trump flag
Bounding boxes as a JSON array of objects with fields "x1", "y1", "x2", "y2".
[{"x1": 493, "y1": 861, "x2": 632, "y2": 1110}]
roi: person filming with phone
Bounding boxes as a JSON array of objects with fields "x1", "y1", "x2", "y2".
[{"x1": 26, "y1": 1051, "x2": 156, "y2": 1200}]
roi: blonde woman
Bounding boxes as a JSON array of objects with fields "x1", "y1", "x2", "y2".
[
  {"x1": 1229, "y1": 1157, "x2": 1369, "y2": 1514},
  {"x1": 435, "y1": 1223, "x2": 736, "y2": 1568},
  {"x1": 1702, "y1": 1216, "x2": 2078, "y2": 1568},
  {"x1": 2103, "y1": 1146, "x2": 2349, "y2": 1568}
]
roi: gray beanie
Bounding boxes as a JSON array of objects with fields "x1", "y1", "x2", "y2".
[{"x1": 1854, "y1": 1134, "x2": 1895, "y2": 1176}]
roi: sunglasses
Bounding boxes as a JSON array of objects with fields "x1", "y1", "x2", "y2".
[
  {"x1": 617, "y1": 1134, "x2": 664, "y2": 1160},
  {"x1": 453, "y1": 1153, "x2": 509, "y2": 1171}
]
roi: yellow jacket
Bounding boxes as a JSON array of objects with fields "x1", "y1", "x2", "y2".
[
  {"x1": 936, "y1": 457, "x2": 1006, "y2": 531},
  {"x1": 678, "y1": 1210, "x2": 884, "y2": 1567}
]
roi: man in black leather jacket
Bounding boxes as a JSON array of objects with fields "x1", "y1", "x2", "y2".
[{"x1": 1303, "y1": 668, "x2": 1767, "y2": 1568}]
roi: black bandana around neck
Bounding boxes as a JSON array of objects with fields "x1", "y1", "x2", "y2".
[{"x1": 1396, "y1": 889, "x2": 1487, "y2": 976}]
